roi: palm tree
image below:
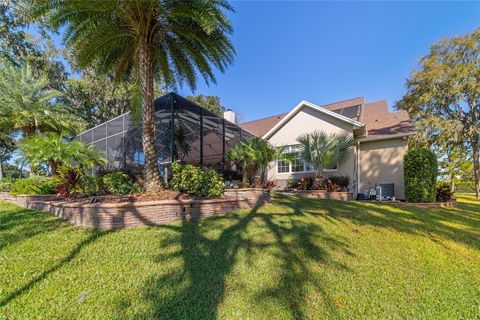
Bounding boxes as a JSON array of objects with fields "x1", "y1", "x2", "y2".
[
  {"x1": 226, "y1": 137, "x2": 277, "y2": 187},
  {"x1": 0, "y1": 59, "x2": 84, "y2": 138},
  {"x1": 43, "y1": 0, "x2": 235, "y2": 192},
  {"x1": 20, "y1": 132, "x2": 106, "y2": 175},
  {"x1": 297, "y1": 130, "x2": 355, "y2": 181}
]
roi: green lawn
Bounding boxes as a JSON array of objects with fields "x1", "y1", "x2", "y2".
[{"x1": 1, "y1": 194, "x2": 479, "y2": 319}]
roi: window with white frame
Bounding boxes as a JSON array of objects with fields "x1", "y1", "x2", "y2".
[
  {"x1": 277, "y1": 145, "x2": 312, "y2": 173},
  {"x1": 276, "y1": 145, "x2": 338, "y2": 173},
  {"x1": 277, "y1": 147, "x2": 290, "y2": 173}
]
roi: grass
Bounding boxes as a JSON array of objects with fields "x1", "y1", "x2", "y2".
[{"x1": 1, "y1": 194, "x2": 480, "y2": 319}]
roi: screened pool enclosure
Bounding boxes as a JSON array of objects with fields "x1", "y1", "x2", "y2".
[{"x1": 76, "y1": 93, "x2": 253, "y2": 176}]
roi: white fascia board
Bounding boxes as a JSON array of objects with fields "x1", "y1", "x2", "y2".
[
  {"x1": 357, "y1": 131, "x2": 416, "y2": 143},
  {"x1": 262, "y1": 100, "x2": 365, "y2": 140}
]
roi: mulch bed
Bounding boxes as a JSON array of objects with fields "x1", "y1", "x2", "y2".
[{"x1": 66, "y1": 190, "x2": 193, "y2": 204}]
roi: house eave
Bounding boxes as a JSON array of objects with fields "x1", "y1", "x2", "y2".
[
  {"x1": 262, "y1": 100, "x2": 365, "y2": 140},
  {"x1": 357, "y1": 131, "x2": 416, "y2": 143}
]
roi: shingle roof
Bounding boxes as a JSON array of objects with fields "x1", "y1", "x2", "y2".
[
  {"x1": 239, "y1": 113, "x2": 288, "y2": 137},
  {"x1": 362, "y1": 100, "x2": 415, "y2": 137},
  {"x1": 238, "y1": 97, "x2": 415, "y2": 138}
]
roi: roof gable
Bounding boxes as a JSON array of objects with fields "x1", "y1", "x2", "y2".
[{"x1": 262, "y1": 100, "x2": 364, "y2": 140}]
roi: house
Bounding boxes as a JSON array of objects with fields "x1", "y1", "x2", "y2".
[{"x1": 239, "y1": 97, "x2": 416, "y2": 199}]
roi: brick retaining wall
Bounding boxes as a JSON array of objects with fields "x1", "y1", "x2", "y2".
[{"x1": 0, "y1": 189, "x2": 270, "y2": 229}]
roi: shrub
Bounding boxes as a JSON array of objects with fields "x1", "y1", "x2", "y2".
[
  {"x1": 436, "y1": 182, "x2": 453, "y2": 202},
  {"x1": 298, "y1": 177, "x2": 314, "y2": 190},
  {"x1": 404, "y1": 148, "x2": 438, "y2": 202},
  {"x1": 455, "y1": 181, "x2": 476, "y2": 193},
  {"x1": 169, "y1": 163, "x2": 224, "y2": 198},
  {"x1": 0, "y1": 177, "x2": 16, "y2": 192},
  {"x1": 328, "y1": 175, "x2": 350, "y2": 192},
  {"x1": 10, "y1": 176, "x2": 60, "y2": 195},
  {"x1": 264, "y1": 180, "x2": 276, "y2": 190},
  {"x1": 102, "y1": 172, "x2": 141, "y2": 195},
  {"x1": 80, "y1": 175, "x2": 105, "y2": 196},
  {"x1": 287, "y1": 178, "x2": 299, "y2": 189},
  {"x1": 56, "y1": 166, "x2": 83, "y2": 198}
]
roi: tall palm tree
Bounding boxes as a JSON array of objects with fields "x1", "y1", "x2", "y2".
[
  {"x1": 42, "y1": 0, "x2": 235, "y2": 192},
  {"x1": 0, "y1": 59, "x2": 84, "y2": 138},
  {"x1": 297, "y1": 130, "x2": 355, "y2": 180}
]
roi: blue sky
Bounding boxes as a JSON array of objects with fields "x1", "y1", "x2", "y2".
[
  {"x1": 42, "y1": 1, "x2": 480, "y2": 122},
  {"x1": 175, "y1": 1, "x2": 480, "y2": 122}
]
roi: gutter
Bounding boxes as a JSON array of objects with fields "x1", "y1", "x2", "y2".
[{"x1": 357, "y1": 131, "x2": 415, "y2": 143}]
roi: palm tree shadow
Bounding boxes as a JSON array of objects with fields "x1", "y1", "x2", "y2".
[
  {"x1": 0, "y1": 229, "x2": 111, "y2": 308},
  {"x1": 123, "y1": 197, "x2": 351, "y2": 319},
  {"x1": 254, "y1": 212, "x2": 350, "y2": 319},
  {"x1": 136, "y1": 208, "x2": 259, "y2": 319}
]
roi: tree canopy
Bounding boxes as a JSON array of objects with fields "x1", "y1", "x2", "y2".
[
  {"x1": 396, "y1": 28, "x2": 480, "y2": 198},
  {"x1": 0, "y1": 59, "x2": 84, "y2": 138}
]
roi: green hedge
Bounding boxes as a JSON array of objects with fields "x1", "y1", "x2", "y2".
[
  {"x1": 170, "y1": 163, "x2": 224, "y2": 198},
  {"x1": 455, "y1": 181, "x2": 476, "y2": 193},
  {"x1": 404, "y1": 148, "x2": 438, "y2": 202}
]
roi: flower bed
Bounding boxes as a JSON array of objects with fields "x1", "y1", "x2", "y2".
[
  {"x1": 0, "y1": 189, "x2": 270, "y2": 229},
  {"x1": 278, "y1": 189, "x2": 354, "y2": 201}
]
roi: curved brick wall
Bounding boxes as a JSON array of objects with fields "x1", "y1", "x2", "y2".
[{"x1": 1, "y1": 189, "x2": 270, "y2": 229}]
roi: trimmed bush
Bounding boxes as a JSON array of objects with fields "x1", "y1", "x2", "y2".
[
  {"x1": 102, "y1": 172, "x2": 141, "y2": 195},
  {"x1": 404, "y1": 148, "x2": 438, "y2": 202},
  {"x1": 10, "y1": 176, "x2": 60, "y2": 195},
  {"x1": 298, "y1": 177, "x2": 314, "y2": 190},
  {"x1": 80, "y1": 175, "x2": 105, "y2": 196},
  {"x1": 287, "y1": 178, "x2": 299, "y2": 189},
  {"x1": 455, "y1": 181, "x2": 476, "y2": 193},
  {"x1": 170, "y1": 163, "x2": 224, "y2": 198},
  {"x1": 328, "y1": 175, "x2": 350, "y2": 192},
  {"x1": 0, "y1": 177, "x2": 16, "y2": 192},
  {"x1": 436, "y1": 182, "x2": 453, "y2": 202}
]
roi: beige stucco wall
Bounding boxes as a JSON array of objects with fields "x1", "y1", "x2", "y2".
[
  {"x1": 359, "y1": 138, "x2": 408, "y2": 199},
  {"x1": 266, "y1": 106, "x2": 356, "y2": 190}
]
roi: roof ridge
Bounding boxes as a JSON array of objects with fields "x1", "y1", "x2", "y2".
[
  {"x1": 319, "y1": 96, "x2": 365, "y2": 108},
  {"x1": 240, "y1": 112, "x2": 288, "y2": 125}
]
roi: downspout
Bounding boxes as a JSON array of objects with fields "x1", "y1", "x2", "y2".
[{"x1": 356, "y1": 141, "x2": 361, "y2": 197}]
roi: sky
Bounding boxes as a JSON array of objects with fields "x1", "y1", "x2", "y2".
[
  {"x1": 175, "y1": 1, "x2": 480, "y2": 122},
  {"x1": 41, "y1": 1, "x2": 480, "y2": 123}
]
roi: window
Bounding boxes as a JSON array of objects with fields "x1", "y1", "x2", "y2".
[
  {"x1": 290, "y1": 145, "x2": 304, "y2": 172},
  {"x1": 276, "y1": 144, "x2": 338, "y2": 173},
  {"x1": 277, "y1": 147, "x2": 290, "y2": 173}
]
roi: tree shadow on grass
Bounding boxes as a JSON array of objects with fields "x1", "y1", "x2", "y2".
[
  {"x1": 0, "y1": 229, "x2": 111, "y2": 308},
  {"x1": 0, "y1": 205, "x2": 67, "y2": 252},
  {"x1": 120, "y1": 201, "x2": 350, "y2": 319},
  {"x1": 255, "y1": 213, "x2": 350, "y2": 319},
  {"x1": 273, "y1": 193, "x2": 480, "y2": 250}
]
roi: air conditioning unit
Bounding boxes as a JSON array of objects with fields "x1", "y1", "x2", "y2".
[{"x1": 375, "y1": 183, "x2": 394, "y2": 201}]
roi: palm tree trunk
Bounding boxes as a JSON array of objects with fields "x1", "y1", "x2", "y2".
[
  {"x1": 0, "y1": 160, "x2": 3, "y2": 179},
  {"x1": 139, "y1": 43, "x2": 163, "y2": 193}
]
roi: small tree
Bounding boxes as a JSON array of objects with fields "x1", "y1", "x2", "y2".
[
  {"x1": 297, "y1": 130, "x2": 354, "y2": 182},
  {"x1": 226, "y1": 138, "x2": 277, "y2": 187},
  {"x1": 20, "y1": 132, "x2": 106, "y2": 175},
  {"x1": 404, "y1": 148, "x2": 438, "y2": 202}
]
